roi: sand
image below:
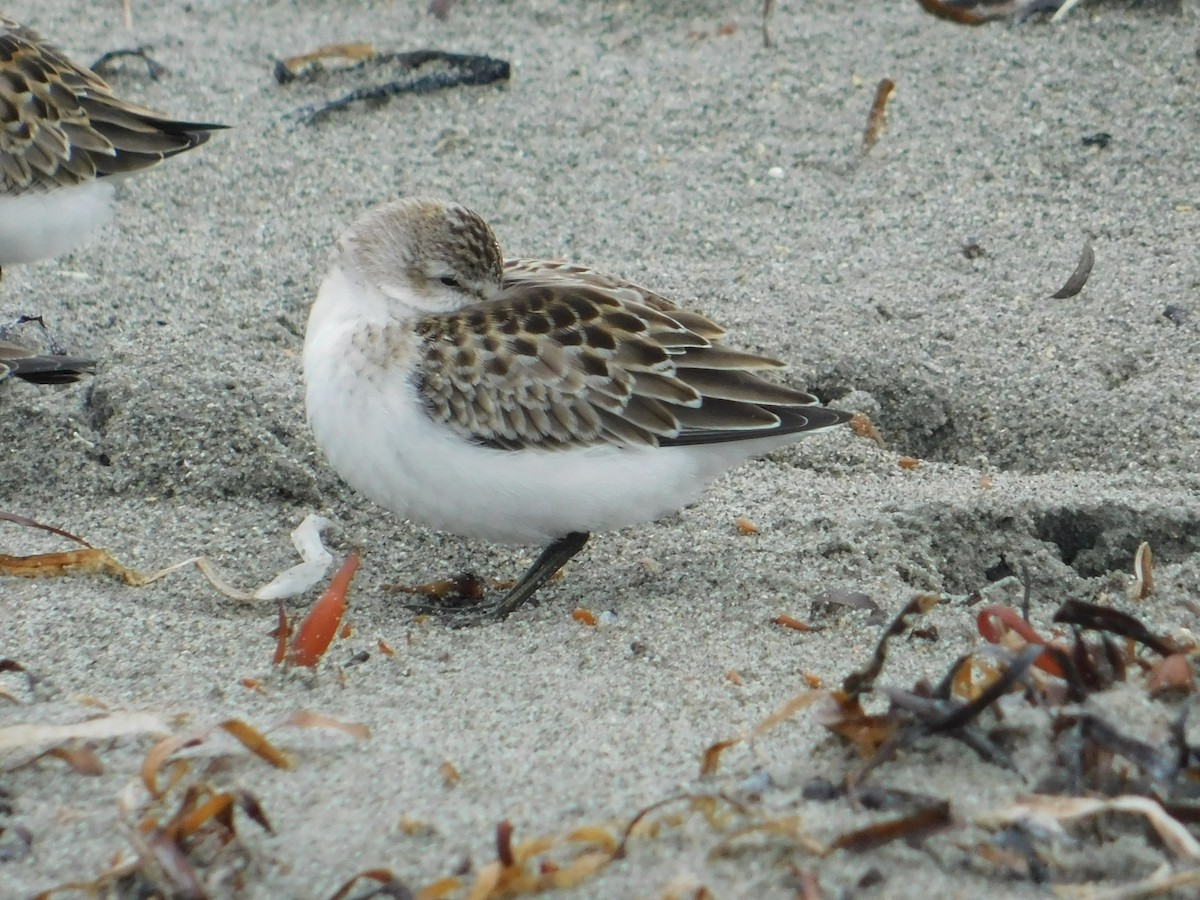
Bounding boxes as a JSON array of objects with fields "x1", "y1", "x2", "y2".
[{"x1": 2, "y1": 0, "x2": 1199, "y2": 896}]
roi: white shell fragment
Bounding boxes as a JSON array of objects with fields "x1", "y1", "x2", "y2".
[{"x1": 253, "y1": 513, "x2": 334, "y2": 600}]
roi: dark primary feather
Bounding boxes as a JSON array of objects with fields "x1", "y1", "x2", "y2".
[
  {"x1": 0, "y1": 17, "x2": 225, "y2": 195},
  {"x1": 0, "y1": 341, "x2": 94, "y2": 384},
  {"x1": 414, "y1": 260, "x2": 848, "y2": 451},
  {"x1": 660, "y1": 403, "x2": 850, "y2": 446}
]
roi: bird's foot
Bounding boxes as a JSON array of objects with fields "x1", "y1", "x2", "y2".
[
  {"x1": 401, "y1": 595, "x2": 523, "y2": 628},
  {"x1": 396, "y1": 532, "x2": 591, "y2": 628},
  {"x1": 1, "y1": 315, "x2": 69, "y2": 355}
]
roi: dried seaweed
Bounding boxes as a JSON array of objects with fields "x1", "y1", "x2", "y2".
[
  {"x1": 462, "y1": 819, "x2": 620, "y2": 896},
  {"x1": 36, "y1": 777, "x2": 274, "y2": 899},
  {"x1": 704, "y1": 596, "x2": 947, "y2": 776},
  {"x1": 327, "y1": 869, "x2": 417, "y2": 899},
  {"x1": 854, "y1": 645, "x2": 1041, "y2": 778},
  {"x1": 773, "y1": 614, "x2": 818, "y2": 632},
  {"x1": 1052, "y1": 598, "x2": 1181, "y2": 657},
  {"x1": 924, "y1": 645, "x2": 1042, "y2": 734},
  {"x1": 697, "y1": 554, "x2": 1200, "y2": 891},
  {"x1": 283, "y1": 49, "x2": 511, "y2": 125},
  {"x1": 0, "y1": 511, "x2": 89, "y2": 545},
  {"x1": 38, "y1": 744, "x2": 104, "y2": 775},
  {"x1": 977, "y1": 604, "x2": 1068, "y2": 677},
  {"x1": 978, "y1": 795, "x2": 1200, "y2": 861},
  {"x1": 2, "y1": 712, "x2": 170, "y2": 772},
  {"x1": 843, "y1": 594, "x2": 940, "y2": 698},
  {"x1": 1, "y1": 512, "x2": 335, "y2": 603},
  {"x1": 140, "y1": 714, "x2": 367, "y2": 798},
  {"x1": 828, "y1": 800, "x2": 953, "y2": 852},
  {"x1": 274, "y1": 43, "x2": 378, "y2": 82},
  {"x1": 33, "y1": 709, "x2": 369, "y2": 897},
  {"x1": 702, "y1": 690, "x2": 826, "y2": 775},
  {"x1": 862, "y1": 78, "x2": 896, "y2": 154},
  {"x1": 385, "y1": 572, "x2": 490, "y2": 603},
  {"x1": 1148, "y1": 655, "x2": 1194, "y2": 696},
  {"x1": 285, "y1": 551, "x2": 359, "y2": 667},
  {"x1": 708, "y1": 815, "x2": 824, "y2": 858},
  {"x1": 0, "y1": 658, "x2": 37, "y2": 704}
]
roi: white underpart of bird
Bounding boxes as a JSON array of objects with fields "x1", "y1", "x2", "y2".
[
  {"x1": 0, "y1": 182, "x2": 116, "y2": 265},
  {"x1": 303, "y1": 197, "x2": 850, "y2": 620}
]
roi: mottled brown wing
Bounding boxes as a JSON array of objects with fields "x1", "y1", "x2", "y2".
[
  {"x1": 414, "y1": 262, "x2": 838, "y2": 451},
  {"x1": 0, "y1": 18, "x2": 223, "y2": 194}
]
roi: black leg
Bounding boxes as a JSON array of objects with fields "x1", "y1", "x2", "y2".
[
  {"x1": 488, "y1": 531, "x2": 590, "y2": 621},
  {"x1": 405, "y1": 532, "x2": 590, "y2": 626}
]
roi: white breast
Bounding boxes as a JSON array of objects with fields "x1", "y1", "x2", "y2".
[{"x1": 0, "y1": 180, "x2": 116, "y2": 265}]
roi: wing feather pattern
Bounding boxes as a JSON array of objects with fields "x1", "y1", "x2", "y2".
[
  {"x1": 0, "y1": 17, "x2": 223, "y2": 195},
  {"x1": 413, "y1": 259, "x2": 849, "y2": 450}
]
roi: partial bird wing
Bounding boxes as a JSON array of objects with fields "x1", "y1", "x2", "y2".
[
  {"x1": 413, "y1": 259, "x2": 846, "y2": 451},
  {"x1": 0, "y1": 17, "x2": 224, "y2": 194},
  {"x1": 0, "y1": 340, "x2": 94, "y2": 384}
]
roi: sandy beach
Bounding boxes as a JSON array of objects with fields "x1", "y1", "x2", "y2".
[{"x1": 3, "y1": 0, "x2": 1199, "y2": 896}]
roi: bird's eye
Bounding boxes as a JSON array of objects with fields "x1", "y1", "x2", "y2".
[{"x1": 439, "y1": 275, "x2": 461, "y2": 288}]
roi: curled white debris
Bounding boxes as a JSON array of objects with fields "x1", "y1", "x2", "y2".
[{"x1": 253, "y1": 514, "x2": 333, "y2": 600}]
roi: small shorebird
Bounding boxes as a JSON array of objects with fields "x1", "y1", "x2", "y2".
[
  {"x1": 0, "y1": 16, "x2": 224, "y2": 272},
  {"x1": 304, "y1": 197, "x2": 850, "y2": 624}
]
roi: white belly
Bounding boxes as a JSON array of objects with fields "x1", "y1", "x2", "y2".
[
  {"x1": 307, "y1": 356, "x2": 694, "y2": 544},
  {"x1": 0, "y1": 181, "x2": 116, "y2": 265}
]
